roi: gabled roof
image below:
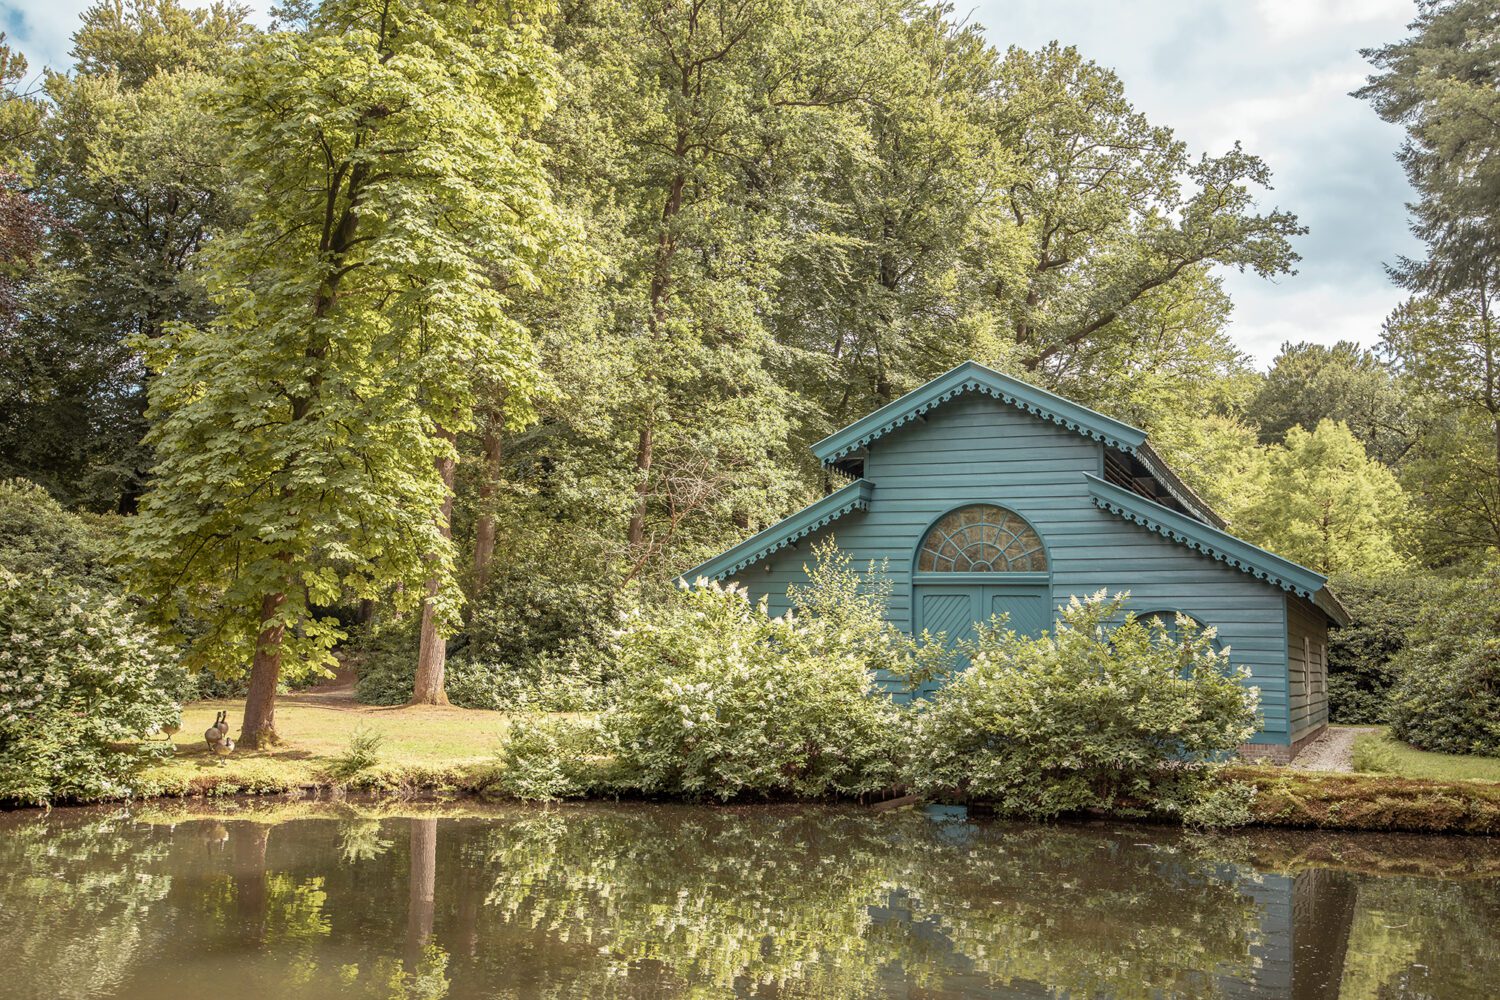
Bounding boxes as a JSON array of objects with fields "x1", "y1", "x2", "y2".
[
  {"x1": 1086, "y1": 473, "x2": 1349, "y2": 625},
  {"x1": 682, "y1": 479, "x2": 874, "y2": 582},
  {"x1": 812, "y1": 361, "x2": 1148, "y2": 465}
]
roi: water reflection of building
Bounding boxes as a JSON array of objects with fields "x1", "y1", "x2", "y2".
[{"x1": 1224, "y1": 869, "x2": 1359, "y2": 1000}]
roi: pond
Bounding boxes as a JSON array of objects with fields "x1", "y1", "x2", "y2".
[{"x1": 2, "y1": 803, "x2": 1498, "y2": 999}]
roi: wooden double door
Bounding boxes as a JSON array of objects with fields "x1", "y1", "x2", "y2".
[{"x1": 912, "y1": 581, "x2": 1053, "y2": 692}]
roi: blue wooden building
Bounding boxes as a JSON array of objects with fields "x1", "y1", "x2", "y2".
[{"x1": 686, "y1": 361, "x2": 1348, "y2": 761}]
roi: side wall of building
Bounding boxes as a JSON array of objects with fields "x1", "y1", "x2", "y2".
[
  {"x1": 727, "y1": 392, "x2": 1296, "y2": 745},
  {"x1": 1286, "y1": 593, "x2": 1331, "y2": 748}
]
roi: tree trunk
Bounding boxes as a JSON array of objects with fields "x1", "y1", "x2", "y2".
[
  {"x1": 472, "y1": 424, "x2": 502, "y2": 593},
  {"x1": 412, "y1": 431, "x2": 456, "y2": 706},
  {"x1": 626, "y1": 420, "x2": 654, "y2": 550},
  {"x1": 232, "y1": 823, "x2": 271, "y2": 944},
  {"x1": 240, "y1": 591, "x2": 287, "y2": 748},
  {"x1": 406, "y1": 818, "x2": 438, "y2": 967}
]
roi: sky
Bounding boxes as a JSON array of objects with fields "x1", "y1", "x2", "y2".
[{"x1": 2, "y1": 0, "x2": 1424, "y2": 367}]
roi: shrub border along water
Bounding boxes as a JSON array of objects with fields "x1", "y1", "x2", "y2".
[{"x1": 97, "y1": 754, "x2": 1500, "y2": 837}]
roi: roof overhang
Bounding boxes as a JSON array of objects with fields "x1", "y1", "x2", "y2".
[
  {"x1": 1085, "y1": 474, "x2": 1347, "y2": 623},
  {"x1": 811, "y1": 361, "x2": 1148, "y2": 466},
  {"x1": 681, "y1": 479, "x2": 875, "y2": 582},
  {"x1": 1135, "y1": 441, "x2": 1226, "y2": 529},
  {"x1": 1312, "y1": 587, "x2": 1353, "y2": 628}
]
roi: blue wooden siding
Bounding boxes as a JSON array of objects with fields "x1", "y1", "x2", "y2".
[
  {"x1": 728, "y1": 392, "x2": 1295, "y2": 746},
  {"x1": 1286, "y1": 594, "x2": 1330, "y2": 743}
]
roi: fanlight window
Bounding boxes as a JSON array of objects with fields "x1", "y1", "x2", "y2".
[
  {"x1": 1137, "y1": 610, "x2": 1218, "y2": 648},
  {"x1": 916, "y1": 505, "x2": 1047, "y2": 573}
]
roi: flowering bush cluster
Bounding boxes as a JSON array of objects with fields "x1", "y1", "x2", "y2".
[
  {"x1": 601, "y1": 578, "x2": 905, "y2": 799},
  {"x1": 502, "y1": 550, "x2": 1261, "y2": 826},
  {"x1": 0, "y1": 570, "x2": 181, "y2": 804},
  {"x1": 907, "y1": 592, "x2": 1259, "y2": 822},
  {"x1": 499, "y1": 543, "x2": 927, "y2": 800}
]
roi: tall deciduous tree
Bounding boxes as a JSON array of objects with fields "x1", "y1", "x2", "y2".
[
  {"x1": 530, "y1": 0, "x2": 874, "y2": 580},
  {"x1": 129, "y1": 0, "x2": 561, "y2": 742},
  {"x1": 1247, "y1": 340, "x2": 1417, "y2": 466},
  {"x1": 0, "y1": 0, "x2": 252, "y2": 511},
  {"x1": 774, "y1": 4, "x2": 1023, "y2": 431},
  {"x1": 991, "y1": 44, "x2": 1304, "y2": 376},
  {"x1": 1383, "y1": 292, "x2": 1500, "y2": 561},
  {"x1": 1233, "y1": 420, "x2": 1409, "y2": 577}
]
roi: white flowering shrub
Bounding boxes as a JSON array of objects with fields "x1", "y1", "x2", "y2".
[
  {"x1": 597, "y1": 561, "x2": 909, "y2": 801},
  {"x1": 495, "y1": 714, "x2": 613, "y2": 800},
  {"x1": 905, "y1": 591, "x2": 1259, "y2": 822},
  {"x1": 0, "y1": 570, "x2": 181, "y2": 804}
]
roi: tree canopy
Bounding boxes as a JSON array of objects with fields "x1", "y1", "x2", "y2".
[{"x1": 2, "y1": 0, "x2": 1485, "y2": 713}]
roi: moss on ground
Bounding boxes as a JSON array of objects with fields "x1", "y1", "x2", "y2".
[{"x1": 1230, "y1": 766, "x2": 1500, "y2": 835}]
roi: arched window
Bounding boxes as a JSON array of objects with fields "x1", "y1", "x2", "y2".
[
  {"x1": 916, "y1": 505, "x2": 1047, "y2": 573},
  {"x1": 1137, "y1": 609, "x2": 1218, "y2": 648}
]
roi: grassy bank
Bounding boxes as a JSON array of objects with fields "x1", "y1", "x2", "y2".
[
  {"x1": 1351, "y1": 728, "x2": 1500, "y2": 783},
  {"x1": 29, "y1": 699, "x2": 1500, "y2": 838},
  {"x1": 131, "y1": 695, "x2": 512, "y2": 799}
]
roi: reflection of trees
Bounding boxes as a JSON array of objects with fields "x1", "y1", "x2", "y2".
[
  {"x1": 339, "y1": 817, "x2": 395, "y2": 863},
  {"x1": 1337, "y1": 876, "x2": 1500, "y2": 1000},
  {"x1": 485, "y1": 809, "x2": 896, "y2": 996},
  {"x1": 4, "y1": 805, "x2": 1500, "y2": 1000},
  {"x1": 231, "y1": 822, "x2": 271, "y2": 943},
  {"x1": 894, "y1": 823, "x2": 1262, "y2": 998},
  {"x1": 0, "y1": 814, "x2": 173, "y2": 1000},
  {"x1": 484, "y1": 809, "x2": 1264, "y2": 997}
]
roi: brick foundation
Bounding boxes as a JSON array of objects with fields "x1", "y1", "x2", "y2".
[{"x1": 1237, "y1": 723, "x2": 1327, "y2": 765}]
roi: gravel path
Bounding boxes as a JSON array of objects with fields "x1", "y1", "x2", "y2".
[{"x1": 1289, "y1": 726, "x2": 1377, "y2": 772}]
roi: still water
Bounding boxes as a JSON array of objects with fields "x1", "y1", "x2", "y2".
[{"x1": 2, "y1": 802, "x2": 1498, "y2": 999}]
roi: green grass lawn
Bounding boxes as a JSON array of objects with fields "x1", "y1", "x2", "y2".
[
  {"x1": 1352, "y1": 727, "x2": 1500, "y2": 783},
  {"x1": 135, "y1": 693, "x2": 516, "y2": 798}
]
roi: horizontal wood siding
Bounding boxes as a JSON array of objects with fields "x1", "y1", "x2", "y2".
[
  {"x1": 1286, "y1": 594, "x2": 1330, "y2": 743},
  {"x1": 726, "y1": 392, "x2": 1293, "y2": 744}
]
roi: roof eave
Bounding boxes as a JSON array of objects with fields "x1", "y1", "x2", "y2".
[
  {"x1": 1085, "y1": 473, "x2": 1329, "y2": 599},
  {"x1": 680, "y1": 479, "x2": 875, "y2": 582},
  {"x1": 1313, "y1": 587, "x2": 1353, "y2": 628}
]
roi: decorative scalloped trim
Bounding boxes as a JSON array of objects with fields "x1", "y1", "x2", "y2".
[
  {"x1": 1092, "y1": 496, "x2": 1314, "y2": 598},
  {"x1": 825, "y1": 380, "x2": 1141, "y2": 463},
  {"x1": 709, "y1": 496, "x2": 871, "y2": 580}
]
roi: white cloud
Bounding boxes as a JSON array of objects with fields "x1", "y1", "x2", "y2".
[
  {"x1": 3, "y1": 0, "x2": 93, "y2": 77},
  {"x1": 1251, "y1": 0, "x2": 1412, "y2": 38}
]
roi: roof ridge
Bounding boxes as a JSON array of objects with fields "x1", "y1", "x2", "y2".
[{"x1": 811, "y1": 360, "x2": 1148, "y2": 465}]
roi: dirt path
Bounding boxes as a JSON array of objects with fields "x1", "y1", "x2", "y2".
[
  {"x1": 294, "y1": 660, "x2": 359, "y2": 706},
  {"x1": 1290, "y1": 726, "x2": 1377, "y2": 773}
]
